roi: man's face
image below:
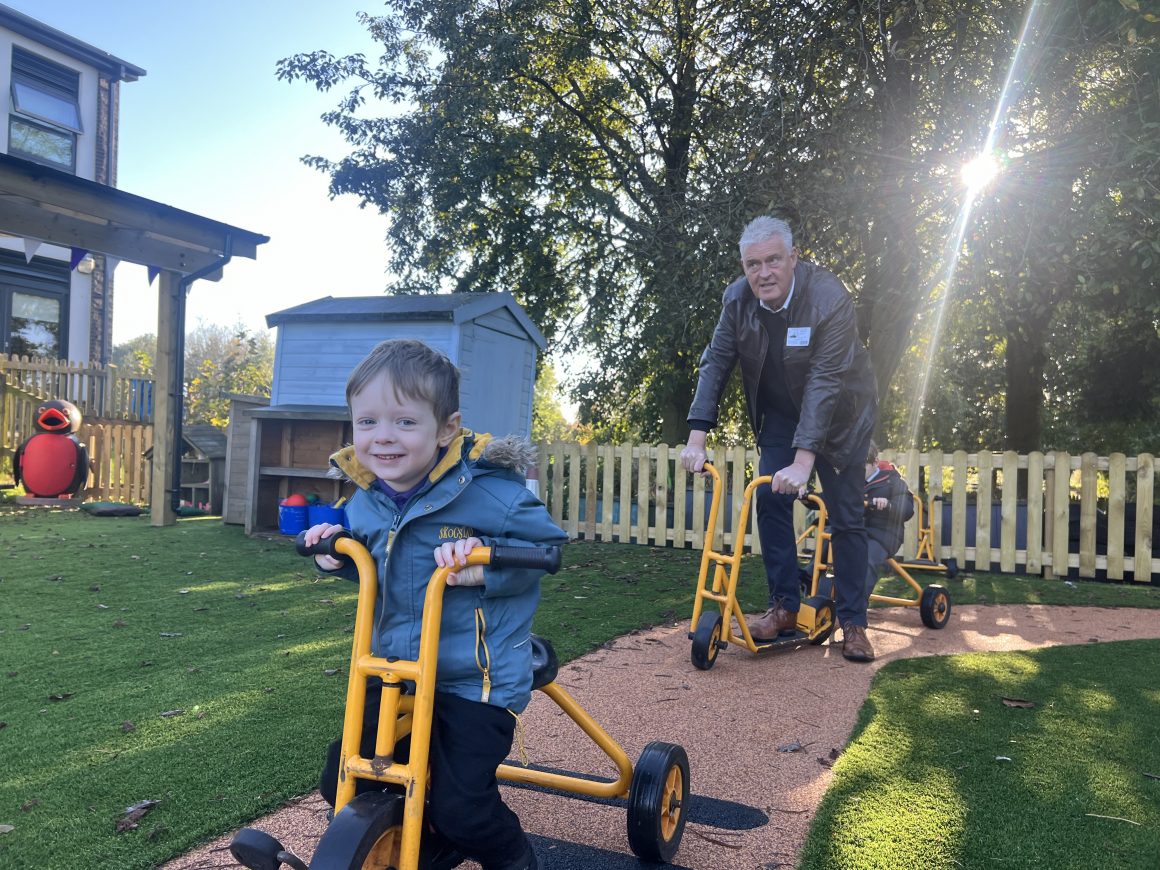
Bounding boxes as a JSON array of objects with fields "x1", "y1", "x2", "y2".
[{"x1": 742, "y1": 236, "x2": 798, "y2": 308}]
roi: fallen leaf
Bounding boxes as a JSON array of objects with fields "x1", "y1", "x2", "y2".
[
  {"x1": 116, "y1": 799, "x2": 160, "y2": 833},
  {"x1": 777, "y1": 741, "x2": 804, "y2": 753},
  {"x1": 0, "y1": 824, "x2": 13, "y2": 834},
  {"x1": 112, "y1": 619, "x2": 127, "y2": 628},
  {"x1": 47, "y1": 575, "x2": 63, "y2": 581},
  {"x1": 1001, "y1": 697, "x2": 1036, "y2": 709},
  {"x1": 20, "y1": 799, "x2": 39, "y2": 812},
  {"x1": 159, "y1": 632, "x2": 183, "y2": 638},
  {"x1": 122, "y1": 721, "x2": 136, "y2": 732},
  {"x1": 97, "y1": 604, "x2": 109, "y2": 609},
  {"x1": 48, "y1": 692, "x2": 75, "y2": 702},
  {"x1": 323, "y1": 668, "x2": 341, "y2": 676},
  {"x1": 995, "y1": 756, "x2": 1013, "y2": 762},
  {"x1": 817, "y1": 748, "x2": 842, "y2": 768},
  {"x1": 159, "y1": 709, "x2": 184, "y2": 718}
]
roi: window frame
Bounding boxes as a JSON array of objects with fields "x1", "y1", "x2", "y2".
[
  {"x1": 0, "y1": 250, "x2": 70, "y2": 360},
  {"x1": 8, "y1": 46, "x2": 82, "y2": 173}
]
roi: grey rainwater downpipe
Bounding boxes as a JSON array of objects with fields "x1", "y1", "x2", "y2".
[{"x1": 170, "y1": 234, "x2": 234, "y2": 513}]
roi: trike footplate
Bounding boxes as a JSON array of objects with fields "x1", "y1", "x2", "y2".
[{"x1": 751, "y1": 631, "x2": 809, "y2": 651}]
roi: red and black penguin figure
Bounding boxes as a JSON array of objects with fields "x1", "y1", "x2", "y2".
[{"x1": 13, "y1": 400, "x2": 89, "y2": 499}]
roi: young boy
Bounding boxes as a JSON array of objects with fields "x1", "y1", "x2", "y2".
[
  {"x1": 302, "y1": 338, "x2": 566, "y2": 870},
  {"x1": 863, "y1": 441, "x2": 915, "y2": 603}
]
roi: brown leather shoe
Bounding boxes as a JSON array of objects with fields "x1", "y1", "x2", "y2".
[
  {"x1": 747, "y1": 605, "x2": 798, "y2": 641},
  {"x1": 842, "y1": 623, "x2": 875, "y2": 661}
]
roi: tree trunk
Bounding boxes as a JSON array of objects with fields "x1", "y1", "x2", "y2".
[{"x1": 1003, "y1": 322, "x2": 1045, "y2": 452}]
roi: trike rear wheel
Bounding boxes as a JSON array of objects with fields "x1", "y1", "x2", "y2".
[
  {"x1": 920, "y1": 584, "x2": 952, "y2": 629},
  {"x1": 627, "y1": 741, "x2": 690, "y2": 863}
]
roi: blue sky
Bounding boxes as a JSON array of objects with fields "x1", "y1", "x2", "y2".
[{"x1": 10, "y1": 0, "x2": 394, "y2": 343}]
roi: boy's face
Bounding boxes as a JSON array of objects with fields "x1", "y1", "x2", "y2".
[{"x1": 351, "y1": 371, "x2": 461, "y2": 492}]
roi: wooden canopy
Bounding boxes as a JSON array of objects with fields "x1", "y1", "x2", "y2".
[{"x1": 0, "y1": 152, "x2": 269, "y2": 525}]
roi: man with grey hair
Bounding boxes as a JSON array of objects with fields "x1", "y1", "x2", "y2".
[{"x1": 680, "y1": 216, "x2": 879, "y2": 661}]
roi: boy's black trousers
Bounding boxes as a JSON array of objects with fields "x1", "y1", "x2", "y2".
[{"x1": 320, "y1": 678, "x2": 533, "y2": 870}]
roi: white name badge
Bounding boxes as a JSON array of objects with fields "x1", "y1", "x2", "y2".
[{"x1": 786, "y1": 327, "x2": 811, "y2": 347}]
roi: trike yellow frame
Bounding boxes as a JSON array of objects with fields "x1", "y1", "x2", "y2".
[
  {"x1": 797, "y1": 492, "x2": 953, "y2": 628},
  {"x1": 688, "y1": 463, "x2": 836, "y2": 668},
  {"x1": 327, "y1": 535, "x2": 686, "y2": 869}
]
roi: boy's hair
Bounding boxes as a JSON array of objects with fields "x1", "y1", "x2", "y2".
[
  {"x1": 866, "y1": 440, "x2": 880, "y2": 465},
  {"x1": 346, "y1": 339, "x2": 460, "y2": 424}
]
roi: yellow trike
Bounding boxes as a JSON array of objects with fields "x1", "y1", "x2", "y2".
[
  {"x1": 688, "y1": 463, "x2": 839, "y2": 670},
  {"x1": 796, "y1": 492, "x2": 953, "y2": 632},
  {"x1": 688, "y1": 463, "x2": 953, "y2": 671},
  {"x1": 230, "y1": 531, "x2": 689, "y2": 870}
]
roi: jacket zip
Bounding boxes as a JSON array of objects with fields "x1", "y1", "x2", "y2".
[{"x1": 474, "y1": 606, "x2": 492, "y2": 703}]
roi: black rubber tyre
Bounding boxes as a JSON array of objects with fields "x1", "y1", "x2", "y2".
[
  {"x1": 944, "y1": 557, "x2": 959, "y2": 580},
  {"x1": 804, "y1": 595, "x2": 836, "y2": 645},
  {"x1": 690, "y1": 611, "x2": 723, "y2": 670},
  {"x1": 627, "y1": 741, "x2": 690, "y2": 863},
  {"x1": 229, "y1": 827, "x2": 284, "y2": 870},
  {"x1": 310, "y1": 792, "x2": 405, "y2": 870},
  {"x1": 920, "y1": 584, "x2": 953, "y2": 629}
]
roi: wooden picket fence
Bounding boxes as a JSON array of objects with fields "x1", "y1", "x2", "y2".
[
  {"x1": 1, "y1": 370, "x2": 152, "y2": 503},
  {"x1": 76, "y1": 420, "x2": 153, "y2": 503},
  {"x1": 535, "y1": 442, "x2": 1159, "y2": 583},
  {"x1": 0, "y1": 354, "x2": 153, "y2": 422}
]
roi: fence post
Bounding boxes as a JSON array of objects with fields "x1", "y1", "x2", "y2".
[{"x1": 1135, "y1": 453, "x2": 1155, "y2": 584}]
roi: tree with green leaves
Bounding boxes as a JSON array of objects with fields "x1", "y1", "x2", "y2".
[
  {"x1": 279, "y1": 0, "x2": 1157, "y2": 452},
  {"x1": 112, "y1": 324, "x2": 274, "y2": 428}
]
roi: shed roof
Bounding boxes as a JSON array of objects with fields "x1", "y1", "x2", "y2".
[
  {"x1": 0, "y1": 4, "x2": 146, "y2": 80},
  {"x1": 265, "y1": 292, "x2": 547, "y2": 349},
  {"x1": 144, "y1": 425, "x2": 227, "y2": 460}
]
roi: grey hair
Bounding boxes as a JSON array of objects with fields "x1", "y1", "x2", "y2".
[{"x1": 739, "y1": 216, "x2": 794, "y2": 257}]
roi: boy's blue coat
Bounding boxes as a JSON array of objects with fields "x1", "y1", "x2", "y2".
[{"x1": 328, "y1": 430, "x2": 567, "y2": 713}]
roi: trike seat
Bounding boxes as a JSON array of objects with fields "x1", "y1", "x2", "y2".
[{"x1": 529, "y1": 634, "x2": 559, "y2": 690}]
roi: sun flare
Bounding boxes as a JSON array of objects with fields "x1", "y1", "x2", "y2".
[{"x1": 960, "y1": 153, "x2": 1000, "y2": 193}]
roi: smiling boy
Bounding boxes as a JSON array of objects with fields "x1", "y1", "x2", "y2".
[{"x1": 303, "y1": 339, "x2": 565, "y2": 870}]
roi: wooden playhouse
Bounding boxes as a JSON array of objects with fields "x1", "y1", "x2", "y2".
[{"x1": 223, "y1": 292, "x2": 547, "y2": 535}]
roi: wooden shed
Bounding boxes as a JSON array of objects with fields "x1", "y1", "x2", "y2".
[
  {"x1": 144, "y1": 424, "x2": 226, "y2": 514},
  {"x1": 229, "y1": 292, "x2": 547, "y2": 535}
]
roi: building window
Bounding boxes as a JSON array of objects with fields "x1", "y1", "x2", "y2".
[
  {"x1": 8, "y1": 46, "x2": 82, "y2": 172},
  {"x1": 0, "y1": 250, "x2": 69, "y2": 359}
]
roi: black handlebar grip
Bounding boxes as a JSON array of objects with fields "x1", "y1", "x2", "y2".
[
  {"x1": 295, "y1": 529, "x2": 353, "y2": 559},
  {"x1": 489, "y1": 545, "x2": 563, "y2": 575}
]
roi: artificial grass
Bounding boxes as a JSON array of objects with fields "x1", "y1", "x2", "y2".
[
  {"x1": 799, "y1": 639, "x2": 1160, "y2": 869},
  {"x1": 0, "y1": 507, "x2": 761, "y2": 869},
  {"x1": 2, "y1": 505, "x2": 1158, "y2": 868}
]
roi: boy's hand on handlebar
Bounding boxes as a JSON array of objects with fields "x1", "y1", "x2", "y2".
[
  {"x1": 436, "y1": 537, "x2": 485, "y2": 587},
  {"x1": 304, "y1": 522, "x2": 346, "y2": 571}
]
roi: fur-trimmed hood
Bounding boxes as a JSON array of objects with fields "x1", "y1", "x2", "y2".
[{"x1": 328, "y1": 429, "x2": 535, "y2": 490}]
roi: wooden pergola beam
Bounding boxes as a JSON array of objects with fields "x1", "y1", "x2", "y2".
[{"x1": 0, "y1": 153, "x2": 269, "y2": 527}]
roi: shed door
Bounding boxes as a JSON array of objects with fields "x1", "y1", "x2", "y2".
[{"x1": 466, "y1": 325, "x2": 532, "y2": 438}]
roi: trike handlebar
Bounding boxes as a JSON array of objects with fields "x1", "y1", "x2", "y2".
[{"x1": 295, "y1": 530, "x2": 562, "y2": 575}]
